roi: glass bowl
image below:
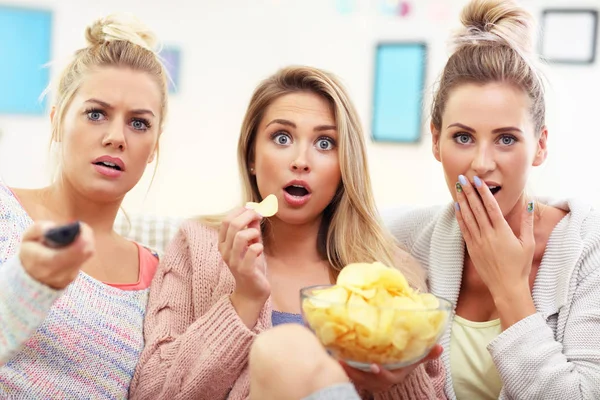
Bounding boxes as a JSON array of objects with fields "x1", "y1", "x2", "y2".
[{"x1": 300, "y1": 284, "x2": 451, "y2": 371}]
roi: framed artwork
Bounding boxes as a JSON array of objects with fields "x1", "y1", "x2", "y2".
[
  {"x1": 540, "y1": 9, "x2": 598, "y2": 64},
  {"x1": 0, "y1": 5, "x2": 52, "y2": 115},
  {"x1": 372, "y1": 42, "x2": 427, "y2": 143},
  {"x1": 160, "y1": 46, "x2": 181, "y2": 94}
]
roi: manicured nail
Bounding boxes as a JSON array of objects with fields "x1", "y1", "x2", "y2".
[
  {"x1": 455, "y1": 182, "x2": 463, "y2": 193},
  {"x1": 458, "y1": 175, "x2": 468, "y2": 186},
  {"x1": 527, "y1": 201, "x2": 534, "y2": 213},
  {"x1": 473, "y1": 176, "x2": 482, "y2": 188},
  {"x1": 370, "y1": 364, "x2": 381, "y2": 374},
  {"x1": 454, "y1": 202, "x2": 460, "y2": 211}
]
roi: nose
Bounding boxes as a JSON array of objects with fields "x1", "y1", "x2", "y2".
[
  {"x1": 290, "y1": 145, "x2": 310, "y2": 173},
  {"x1": 102, "y1": 121, "x2": 126, "y2": 151},
  {"x1": 471, "y1": 143, "x2": 495, "y2": 176}
]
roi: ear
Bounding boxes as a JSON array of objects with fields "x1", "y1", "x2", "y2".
[
  {"x1": 147, "y1": 141, "x2": 159, "y2": 164},
  {"x1": 50, "y1": 106, "x2": 56, "y2": 124},
  {"x1": 431, "y1": 122, "x2": 441, "y2": 162},
  {"x1": 532, "y1": 126, "x2": 548, "y2": 167}
]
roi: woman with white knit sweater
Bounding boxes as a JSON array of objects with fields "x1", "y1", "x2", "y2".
[{"x1": 386, "y1": 1, "x2": 600, "y2": 399}]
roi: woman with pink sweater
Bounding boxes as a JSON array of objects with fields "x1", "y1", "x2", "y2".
[{"x1": 130, "y1": 66, "x2": 446, "y2": 399}]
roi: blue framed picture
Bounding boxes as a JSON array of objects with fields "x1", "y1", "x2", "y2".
[
  {"x1": 372, "y1": 42, "x2": 427, "y2": 143},
  {"x1": 0, "y1": 5, "x2": 52, "y2": 115},
  {"x1": 160, "y1": 46, "x2": 181, "y2": 94}
]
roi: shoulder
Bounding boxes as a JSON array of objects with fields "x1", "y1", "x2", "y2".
[
  {"x1": 162, "y1": 219, "x2": 222, "y2": 271},
  {"x1": 383, "y1": 204, "x2": 449, "y2": 249},
  {"x1": 0, "y1": 181, "x2": 32, "y2": 263}
]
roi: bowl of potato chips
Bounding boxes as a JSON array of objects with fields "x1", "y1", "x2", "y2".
[{"x1": 300, "y1": 261, "x2": 451, "y2": 371}]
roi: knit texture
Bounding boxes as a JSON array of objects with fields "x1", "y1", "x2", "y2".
[
  {"x1": 0, "y1": 181, "x2": 156, "y2": 399},
  {"x1": 131, "y1": 220, "x2": 447, "y2": 400},
  {"x1": 386, "y1": 199, "x2": 600, "y2": 400}
]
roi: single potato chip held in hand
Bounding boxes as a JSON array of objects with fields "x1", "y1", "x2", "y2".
[
  {"x1": 246, "y1": 194, "x2": 278, "y2": 217},
  {"x1": 301, "y1": 261, "x2": 451, "y2": 370}
]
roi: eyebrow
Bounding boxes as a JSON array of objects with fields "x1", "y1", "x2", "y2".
[
  {"x1": 266, "y1": 118, "x2": 336, "y2": 132},
  {"x1": 84, "y1": 98, "x2": 155, "y2": 117},
  {"x1": 447, "y1": 122, "x2": 523, "y2": 134}
]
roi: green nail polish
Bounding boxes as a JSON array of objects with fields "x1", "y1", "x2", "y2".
[
  {"x1": 455, "y1": 182, "x2": 463, "y2": 193},
  {"x1": 527, "y1": 201, "x2": 534, "y2": 213}
]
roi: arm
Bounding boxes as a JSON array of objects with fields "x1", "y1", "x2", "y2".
[
  {"x1": 488, "y1": 261, "x2": 600, "y2": 399},
  {"x1": 130, "y1": 223, "x2": 270, "y2": 400},
  {"x1": 0, "y1": 256, "x2": 63, "y2": 364}
]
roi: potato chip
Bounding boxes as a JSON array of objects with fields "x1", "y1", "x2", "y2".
[
  {"x1": 246, "y1": 194, "x2": 278, "y2": 217},
  {"x1": 302, "y1": 261, "x2": 449, "y2": 368}
]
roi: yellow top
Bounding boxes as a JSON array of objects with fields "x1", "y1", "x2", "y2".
[{"x1": 450, "y1": 315, "x2": 503, "y2": 400}]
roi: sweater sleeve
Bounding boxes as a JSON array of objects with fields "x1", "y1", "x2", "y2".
[
  {"x1": 487, "y1": 249, "x2": 600, "y2": 399},
  {"x1": 130, "y1": 222, "x2": 270, "y2": 400},
  {"x1": 0, "y1": 255, "x2": 63, "y2": 365}
]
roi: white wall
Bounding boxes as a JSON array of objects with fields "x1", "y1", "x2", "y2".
[{"x1": 1, "y1": 0, "x2": 599, "y2": 217}]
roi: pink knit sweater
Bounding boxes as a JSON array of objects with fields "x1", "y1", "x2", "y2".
[{"x1": 130, "y1": 221, "x2": 446, "y2": 400}]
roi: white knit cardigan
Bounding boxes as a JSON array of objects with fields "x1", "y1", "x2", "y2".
[{"x1": 386, "y1": 198, "x2": 600, "y2": 399}]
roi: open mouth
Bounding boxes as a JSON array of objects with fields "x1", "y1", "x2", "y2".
[
  {"x1": 488, "y1": 186, "x2": 501, "y2": 195},
  {"x1": 94, "y1": 161, "x2": 122, "y2": 171},
  {"x1": 284, "y1": 184, "x2": 310, "y2": 197}
]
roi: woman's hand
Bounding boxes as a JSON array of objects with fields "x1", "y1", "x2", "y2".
[
  {"x1": 341, "y1": 345, "x2": 443, "y2": 393},
  {"x1": 454, "y1": 175, "x2": 537, "y2": 327},
  {"x1": 219, "y1": 207, "x2": 270, "y2": 328},
  {"x1": 19, "y1": 221, "x2": 95, "y2": 289}
]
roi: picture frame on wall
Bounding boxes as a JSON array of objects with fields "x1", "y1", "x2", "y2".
[
  {"x1": 371, "y1": 42, "x2": 427, "y2": 143},
  {"x1": 540, "y1": 9, "x2": 598, "y2": 64},
  {"x1": 0, "y1": 5, "x2": 52, "y2": 115},
  {"x1": 160, "y1": 46, "x2": 182, "y2": 94}
]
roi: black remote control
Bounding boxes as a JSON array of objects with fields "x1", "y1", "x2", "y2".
[{"x1": 43, "y1": 221, "x2": 81, "y2": 248}]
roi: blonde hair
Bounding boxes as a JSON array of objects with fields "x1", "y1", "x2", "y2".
[
  {"x1": 431, "y1": 0, "x2": 545, "y2": 133},
  {"x1": 49, "y1": 13, "x2": 169, "y2": 146},
  {"x1": 202, "y1": 66, "x2": 425, "y2": 289}
]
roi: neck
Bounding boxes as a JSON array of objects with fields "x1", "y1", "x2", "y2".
[
  {"x1": 263, "y1": 215, "x2": 324, "y2": 264},
  {"x1": 42, "y1": 178, "x2": 122, "y2": 235}
]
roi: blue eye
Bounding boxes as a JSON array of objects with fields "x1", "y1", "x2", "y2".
[
  {"x1": 273, "y1": 133, "x2": 291, "y2": 145},
  {"x1": 316, "y1": 138, "x2": 334, "y2": 150},
  {"x1": 86, "y1": 109, "x2": 105, "y2": 121},
  {"x1": 499, "y1": 135, "x2": 516, "y2": 146},
  {"x1": 453, "y1": 133, "x2": 472, "y2": 144},
  {"x1": 131, "y1": 119, "x2": 151, "y2": 131}
]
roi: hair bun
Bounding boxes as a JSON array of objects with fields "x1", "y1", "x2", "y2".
[
  {"x1": 453, "y1": 0, "x2": 535, "y2": 55},
  {"x1": 85, "y1": 13, "x2": 157, "y2": 52}
]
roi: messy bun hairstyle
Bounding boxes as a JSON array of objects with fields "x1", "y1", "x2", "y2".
[
  {"x1": 50, "y1": 13, "x2": 169, "y2": 145},
  {"x1": 431, "y1": 0, "x2": 545, "y2": 133}
]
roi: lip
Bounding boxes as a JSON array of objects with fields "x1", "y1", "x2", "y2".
[
  {"x1": 92, "y1": 156, "x2": 126, "y2": 172},
  {"x1": 482, "y1": 181, "x2": 501, "y2": 188},
  {"x1": 283, "y1": 191, "x2": 312, "y2": 207},
  {"x1": 283, "y1": 179, "x2": 312, "y2": 193}
]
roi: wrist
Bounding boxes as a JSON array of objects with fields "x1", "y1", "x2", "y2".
[
  {"x1": 230, "y1": 291, "x2": 268, "y2": 329},
  {"x1": 492, "y1": 284, "x2": 536, "y2": 329}
]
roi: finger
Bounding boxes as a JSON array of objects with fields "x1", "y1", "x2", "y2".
[
  {"x1": 473, "y1": 176, "x2": 504, "y2": 227},
  {"x1": 520, "y1": 199, "x2": 535, "y2": 249},
  {"x1": 231, "y1": 228, "x2": 262, "y2": 263},
  {"x1": 454, "y1": 202, "x2": 473, "y2": 245},
  {"x1": 247, "y1": 218, "x2": 263, "y2": 245},
  {"x1": 458, "y1": 175, "x2": 492, "y2": 233},
  {"x1": 224, "y1": 209, "x2": 262, "y2": 253},
  {"x1": 422, "y1": 344, "x2": 443, "y2": 362},
  {"x1": 240, "y1": 242, "x2": 264, "y2": 276},
  {"x1": 22, "y1": 221, "x2": 57, "y2": 242},
  {"x1": 339, "y1": 363, "x2": 370, "y2": 386},
  {"x1": 219, "y1": 207, "x2": 247, "y2": 244}
]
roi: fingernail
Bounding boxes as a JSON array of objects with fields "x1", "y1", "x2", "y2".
[
  {"x1": 473, "y1": 176, "x2": 482, "y2": 188},
  {"x1": 458, "y1": 175, "x2": 468, "y2": 186},
  {"x1": 370, "y1": 364, "x2": 380, "y2": 374},
  {"x1": 454, "y1": 202, "x2": 460, "y2": 211},
  {"x1": 527, "y1": 201, "x2": 534, "y2": 213},
  {"x1": 455, "y1": 182, "x2": 463, "y2": 193}
]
